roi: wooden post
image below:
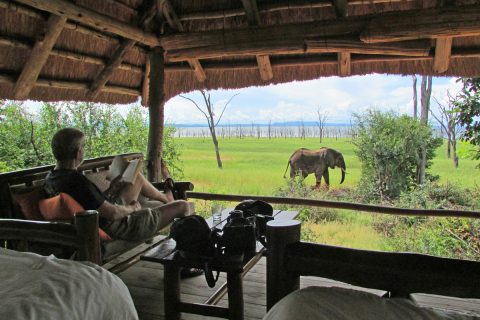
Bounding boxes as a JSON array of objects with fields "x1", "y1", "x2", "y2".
[
  {"x1": 75, "y1": 210, "x2": 101, "y2": 264},
  {"x1": 147, "y1": 47, "x2": 165, "y2": 182},
  {"x1": 164, "y1": 264, "x2": 181, "y2": 320},
  {"x1": 266, "y1": 219, "x2": 301, "y2": 310},
  {"x1": 227, "y1": 272, "x2": 244, "y2": 320}
]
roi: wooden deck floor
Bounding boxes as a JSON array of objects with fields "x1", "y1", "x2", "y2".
[{"x1": 118, "y1": 256, "x2": 480, "y2": 320}]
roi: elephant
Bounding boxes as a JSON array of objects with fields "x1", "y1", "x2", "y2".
[{"x1": 283, "y1": 147, "x2": 346, "y2": 189}]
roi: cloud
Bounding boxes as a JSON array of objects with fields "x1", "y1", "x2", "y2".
[{"x1": 165, "y1": 75, "x2": 463, "y2": 124}]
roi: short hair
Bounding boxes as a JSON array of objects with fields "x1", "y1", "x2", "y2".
[{"x1": 51, "y1": 128, "x2": 85, "y2": 161}]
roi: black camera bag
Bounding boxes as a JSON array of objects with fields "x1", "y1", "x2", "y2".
[
  {"x1": 234, "y1": 200, "x2": 274, "y2": 246},
  {"x1": 169, "y1": 215, "x2": 219, "y2": 287}
]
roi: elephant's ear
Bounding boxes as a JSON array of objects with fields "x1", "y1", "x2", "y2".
[{"x1": 326, "y1": 151, "x2": 335, "y2": 168}]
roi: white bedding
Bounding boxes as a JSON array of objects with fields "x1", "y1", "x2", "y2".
[
  {"x1": 263, "y1": 287, "x2": 479, "y2": 320},
  {"x1": 0, "y1": 248, "x2": 138, "y2": 320}
]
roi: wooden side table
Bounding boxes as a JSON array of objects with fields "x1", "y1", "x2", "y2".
[{"x1": 141, "y1": 209, "x2": 299, "y2": 320}]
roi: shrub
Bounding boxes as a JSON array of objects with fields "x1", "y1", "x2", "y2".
[{"x1": 353, "y1": 110, "x2": 442, "y2": 200}]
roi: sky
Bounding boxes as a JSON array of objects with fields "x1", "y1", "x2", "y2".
[
  {"x1": 163, "y1": 74, "x2": 462, "y2": 125},
  {"x1": 23, "y1": 74, "x2": 463, "y2": 125}
]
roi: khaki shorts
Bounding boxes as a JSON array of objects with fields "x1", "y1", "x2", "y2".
[{"x1": 103, "y1": 205, "x2": 165, "y2": 241}]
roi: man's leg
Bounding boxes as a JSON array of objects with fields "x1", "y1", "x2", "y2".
[
  {"x1": 104, "y1": 200, "x2": 193, "y2": 241},
  {"x1": 116, "y1": 173, "x2": 174, "y2": 204}
]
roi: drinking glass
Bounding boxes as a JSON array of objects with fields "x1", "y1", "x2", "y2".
[{"x1": 212, "y1": 202, "x2": 224, "y2": 226}]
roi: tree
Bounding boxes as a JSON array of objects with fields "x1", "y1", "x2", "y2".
[
  {"x1": 452, "y1": 77, "x2": 480, "y2": 164},
  {"x1": 353, "y1": 110, "x2": 442, "y2": 200},
  {"x1": 0, "y1": 101, "x2": 182, "y2": 177},
  {"x1": 180, "y1": 90, "x2": 239, "y2": 169},
  {"x1": 412, "y1": 75, "x2": 418, "y2": 119},
  {"x1": 316, "y1": 107, "x2": 329, "y2": 143},
  {"x1": 416, "y1": 75, "x2": 433, "y2": 184},
  {"x1": 430, "y1": 94, "x2": 463, "y2": 168}
]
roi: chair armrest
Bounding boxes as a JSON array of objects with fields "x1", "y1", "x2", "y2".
[{"x1": 152, "y1": 181, "x2": 194, "y2": 200}]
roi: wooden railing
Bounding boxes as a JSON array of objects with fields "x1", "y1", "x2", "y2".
[{"x1": 187, "y1": 192, "x2": 480, "y2": 219}]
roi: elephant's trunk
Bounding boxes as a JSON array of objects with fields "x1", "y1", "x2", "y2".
[{"x1": 340, "y1": 167, "x2": 346, "y2": 184}]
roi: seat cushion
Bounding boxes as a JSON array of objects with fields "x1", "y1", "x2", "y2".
[{"x1": 38, "y1": 193, "x2": 112, "y2": 242}]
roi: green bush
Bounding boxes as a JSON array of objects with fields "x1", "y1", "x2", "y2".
[
  {"x1": 353, "y1": 110, "x2": 442, "y2": 200},
  {"x1": 0, "y1": 101, "x2": 183, "y2": 177}
]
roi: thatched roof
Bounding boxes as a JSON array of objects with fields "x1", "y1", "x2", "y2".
[{"x1": 1, "y1": 0, "x2": 480, "y2": 104}]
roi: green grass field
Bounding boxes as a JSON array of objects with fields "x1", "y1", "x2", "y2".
[
  {"x1": 177, "y1": 137, "x2": 479, "y2": 251},
  {"x1": 177, "y1": 137, "x2": 479, "y2": 195}
]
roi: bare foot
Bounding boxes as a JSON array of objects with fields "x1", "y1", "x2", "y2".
[{"x1": 160, "y1": 159, "x2": 172, "y2": 180}]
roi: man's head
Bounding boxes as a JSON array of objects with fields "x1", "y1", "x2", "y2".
[{"x1": 51, "y1": 128, "x2": 85, "y2": 163}]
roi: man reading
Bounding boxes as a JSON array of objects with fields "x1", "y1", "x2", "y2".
[{"x1": 45, "y1": 128, "x2": 193, "y2": 241}]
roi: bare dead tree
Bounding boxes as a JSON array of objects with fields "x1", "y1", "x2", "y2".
[
  {"x1": 412, "y1": 75, "x2": 418, "y2": 119},
  {"x1": 431, "y1": 93, "x2": 464, "y2": 168},
  {"x1": 316, "y1": 106, "x2": 329, "y2": 143},
  {"x1": 268, "y1": 120, "x2": 272, "y2": 139},
  {"x1": 180, "y1": 90, "x2": 239, "y2": 168},
  {"x1": 417, "y1": 75, "x2": 433, "y2": 184}
]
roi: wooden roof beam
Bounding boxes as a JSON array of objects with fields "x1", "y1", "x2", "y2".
[
  {"x1": 241, "y1": 0, "x2": 273, "y2": 81},
  {"x1": 14, "y1": 0, "x2": 160, "y2": 47},
  {"x1": 158, "y1": 0, "x2": 206, "y2": 82},
  {"x1": 13, "y1": 14, "x2": 66, "y2": 100},
  {"x1": 178, "y1": 0, "x2": 416, "y2": 21},
  {"x1": 361, "y1": 5, "x2": 480, "y2": 43},
  {"x1": 338, "y1": 52, "x2": 351, "y2": 77},
  {"x1": 332, "y1": 0, "x2": 348, "y2": 18},
  {"x1": 166, "y1": 39, "x2": 431, "y2": 62},
  {"x1": 1, "y1": 74, "x2": 140, "y2": 96},
  {"x1": 162, "y1": 5, "x2": 480, "y2": 51},
  {"x1": 433, "y1": 37, "x2": 452, "y2": 74}
]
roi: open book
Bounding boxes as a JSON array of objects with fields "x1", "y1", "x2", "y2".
[{"x1": 106, "y1": 155, "x2": 143, "y2": 184}]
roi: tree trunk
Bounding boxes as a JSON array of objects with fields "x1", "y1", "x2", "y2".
[
  {"x1": 417, "y1": 75, "x2": 432, "y2": 185},
  {"x1": 452, "y1": 138, "x2": 459, "y2": 168},
  {"x1": 412, "y1": 75, "x2": 418, "y2": 119}
]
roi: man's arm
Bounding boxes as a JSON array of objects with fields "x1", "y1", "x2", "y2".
[{"x1": 97, "y1": 200, "x2": 141, "y2": 220}]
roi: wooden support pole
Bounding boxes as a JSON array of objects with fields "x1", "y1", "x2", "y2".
[
  {"x1": 338, "y1": 52, "x2": 351, "y2": 77},
  {"x1": 75, "y1": 210, "x2": 101, "y2": 264},
  {"x1": 266, "y1": 220, "x2": 301, "y2": 310},
  {"x1": 434, "y1": 37, "x2": 452, "y2": 73},
  {"x1": 147, "y1": 48, "x2": 165, "y2": 182},
  {"x1": 157, "y1": 0, "x2": 206, "y2": 82},
  {"x1": 13, "y1": 14, "x2": 66, "y2": 100},
  {"x1": 14, "y1": 0, "x2": 160, "y2": 47},
  {"x1": 141, "y1": 58, "x2": 151, "y2": 107}
]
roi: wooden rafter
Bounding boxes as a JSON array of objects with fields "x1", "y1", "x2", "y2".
[
  {"x1": 157, "y1": 0, "x2": 206, "y2": 82},
  {"x1": 433, "y1": 37, "x2": 452, "y2": 74},
  {"x1": 241, "y1": 0, "x2": 273, "y2": 81},
  {"x1": 0, "y1": 36, "x2": 143, "y2": 73},
  {"x1": 338, "y1": 52, "x2": 351, "y2": 77},
  {"x1": 87, "y1": 1, "x2": 158, "y2": 99},
  {"x1": 14, "y1": 0, "x2": 160, "y2": 47},
  {"x1": 13, "y1": 14, "x2": 66, "y2": 100},
  {"x1": 332, "y1": 0, "x2": 348, "y2": 18},
  {"x1": 1, "y1": 74, "x2": 140, "y2": 96},
  {"x1": 361, "y1": 5, "x2": 480, "y2": 43},
  {"x1": 166, "y1": 39, "x2": 431, "y2": 62},
  {"x1": 87, "y1": 39, "x2": 136, "y2": 99}
]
